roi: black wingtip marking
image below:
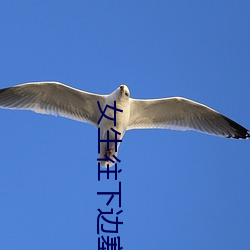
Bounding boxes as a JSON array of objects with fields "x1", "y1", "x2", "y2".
[
  {"x1": 222, "y1": 115, "x2": 249, "y2": 139},
  {"x1": 247, "y1": 131, "x2": 250, "y2": 138}
]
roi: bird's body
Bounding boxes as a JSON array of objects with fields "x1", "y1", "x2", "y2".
[
  {"x1": 0, "y1": 82, "x2": 249, "y2": 167},
  {"x1": 97, "y1": 86, "x2": 130, "y2": 166}
]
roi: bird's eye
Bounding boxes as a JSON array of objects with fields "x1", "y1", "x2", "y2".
[{"x1": 125, "y1": 92, "x2": 129, "y2": 97}]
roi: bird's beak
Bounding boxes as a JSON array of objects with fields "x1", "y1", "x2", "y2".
[{"x1": 120, "y1": 85, "x2": 125, "y2": 93}]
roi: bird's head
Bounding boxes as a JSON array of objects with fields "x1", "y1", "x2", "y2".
[
  {"x1": 110, "y1": 84, "x2": 130, "y2": 104},
  {"x1": 119, "y1": 84, "x2": 130, "y2": 98}
]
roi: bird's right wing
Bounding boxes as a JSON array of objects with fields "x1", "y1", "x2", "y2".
[
  {"x1": 128, "y1": 97, "x2": 249, "y2": 139},
  {"x1": 0, "y1": 82, "x2": 106, "y2": 127}
]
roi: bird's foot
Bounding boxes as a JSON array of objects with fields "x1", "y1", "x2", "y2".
[{"x1": 106, "y1": 149, "x2": 112, "y2": 160}]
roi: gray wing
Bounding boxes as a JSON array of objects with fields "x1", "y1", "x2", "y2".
[
  {"x1": 128, "y1": 97, "x2": 249, "y2": 139},
  {"x1": 0, "y1": 82, "x2": 106, "y2": 127}
]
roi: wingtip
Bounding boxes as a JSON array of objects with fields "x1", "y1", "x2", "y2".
[
  {"x1": 230, "y1": 130, "x2": 250, "y2": 139},
  {"x1": 247, "y1": 131, "x2": 250, "y2": 139},
  {"x1": 222, "y1": 115, "x2": 250, "y2": 139}
]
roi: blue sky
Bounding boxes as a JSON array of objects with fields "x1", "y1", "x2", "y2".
[{"x1": 0, "y1": 1, "x2": 249, "y2": 249}]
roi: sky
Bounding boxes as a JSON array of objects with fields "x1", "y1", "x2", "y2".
[{"x1": 0, "y1": 1, "x2": 249, "y2": 249}]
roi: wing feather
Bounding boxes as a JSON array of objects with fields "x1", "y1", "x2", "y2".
[
  {"x1": 0, "y1": 82, "x2": 106, "y2": 127},
  {"x1": 128, "y1": 97, "x2": 249, "y2": 139}
]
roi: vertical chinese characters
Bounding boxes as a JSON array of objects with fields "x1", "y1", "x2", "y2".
[{"x1": 97, "y1": 101, "x2": 123, "y2": 250}]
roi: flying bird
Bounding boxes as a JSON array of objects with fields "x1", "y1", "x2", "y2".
[{"x1": 0, "y1": 82, "x2": 249, "y2": 167}]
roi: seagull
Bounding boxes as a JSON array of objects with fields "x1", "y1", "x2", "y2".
[{"x1": 0, "y1": 82, "x2": 249, "y2": 167}]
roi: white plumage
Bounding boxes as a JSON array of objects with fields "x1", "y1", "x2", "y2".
[{"x1": 0, "y1": 82, "x2": 249, "y2": 167}]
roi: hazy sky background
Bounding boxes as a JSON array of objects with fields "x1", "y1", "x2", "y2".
[{"x1": 0, "y1": 1, "x2": 249, "y2": 249}]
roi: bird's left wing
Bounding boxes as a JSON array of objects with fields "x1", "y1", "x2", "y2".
[
  {"x1": 0, "y1": 82, "x2": 106, "y2": 127},
  {"x1": 128, "y1": 97, "x2": 249, "y2": 139}
]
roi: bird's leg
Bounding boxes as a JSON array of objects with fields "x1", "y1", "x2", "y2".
[{"x1": 106, "y1": 148, "x2": 112, "y2": 160}]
